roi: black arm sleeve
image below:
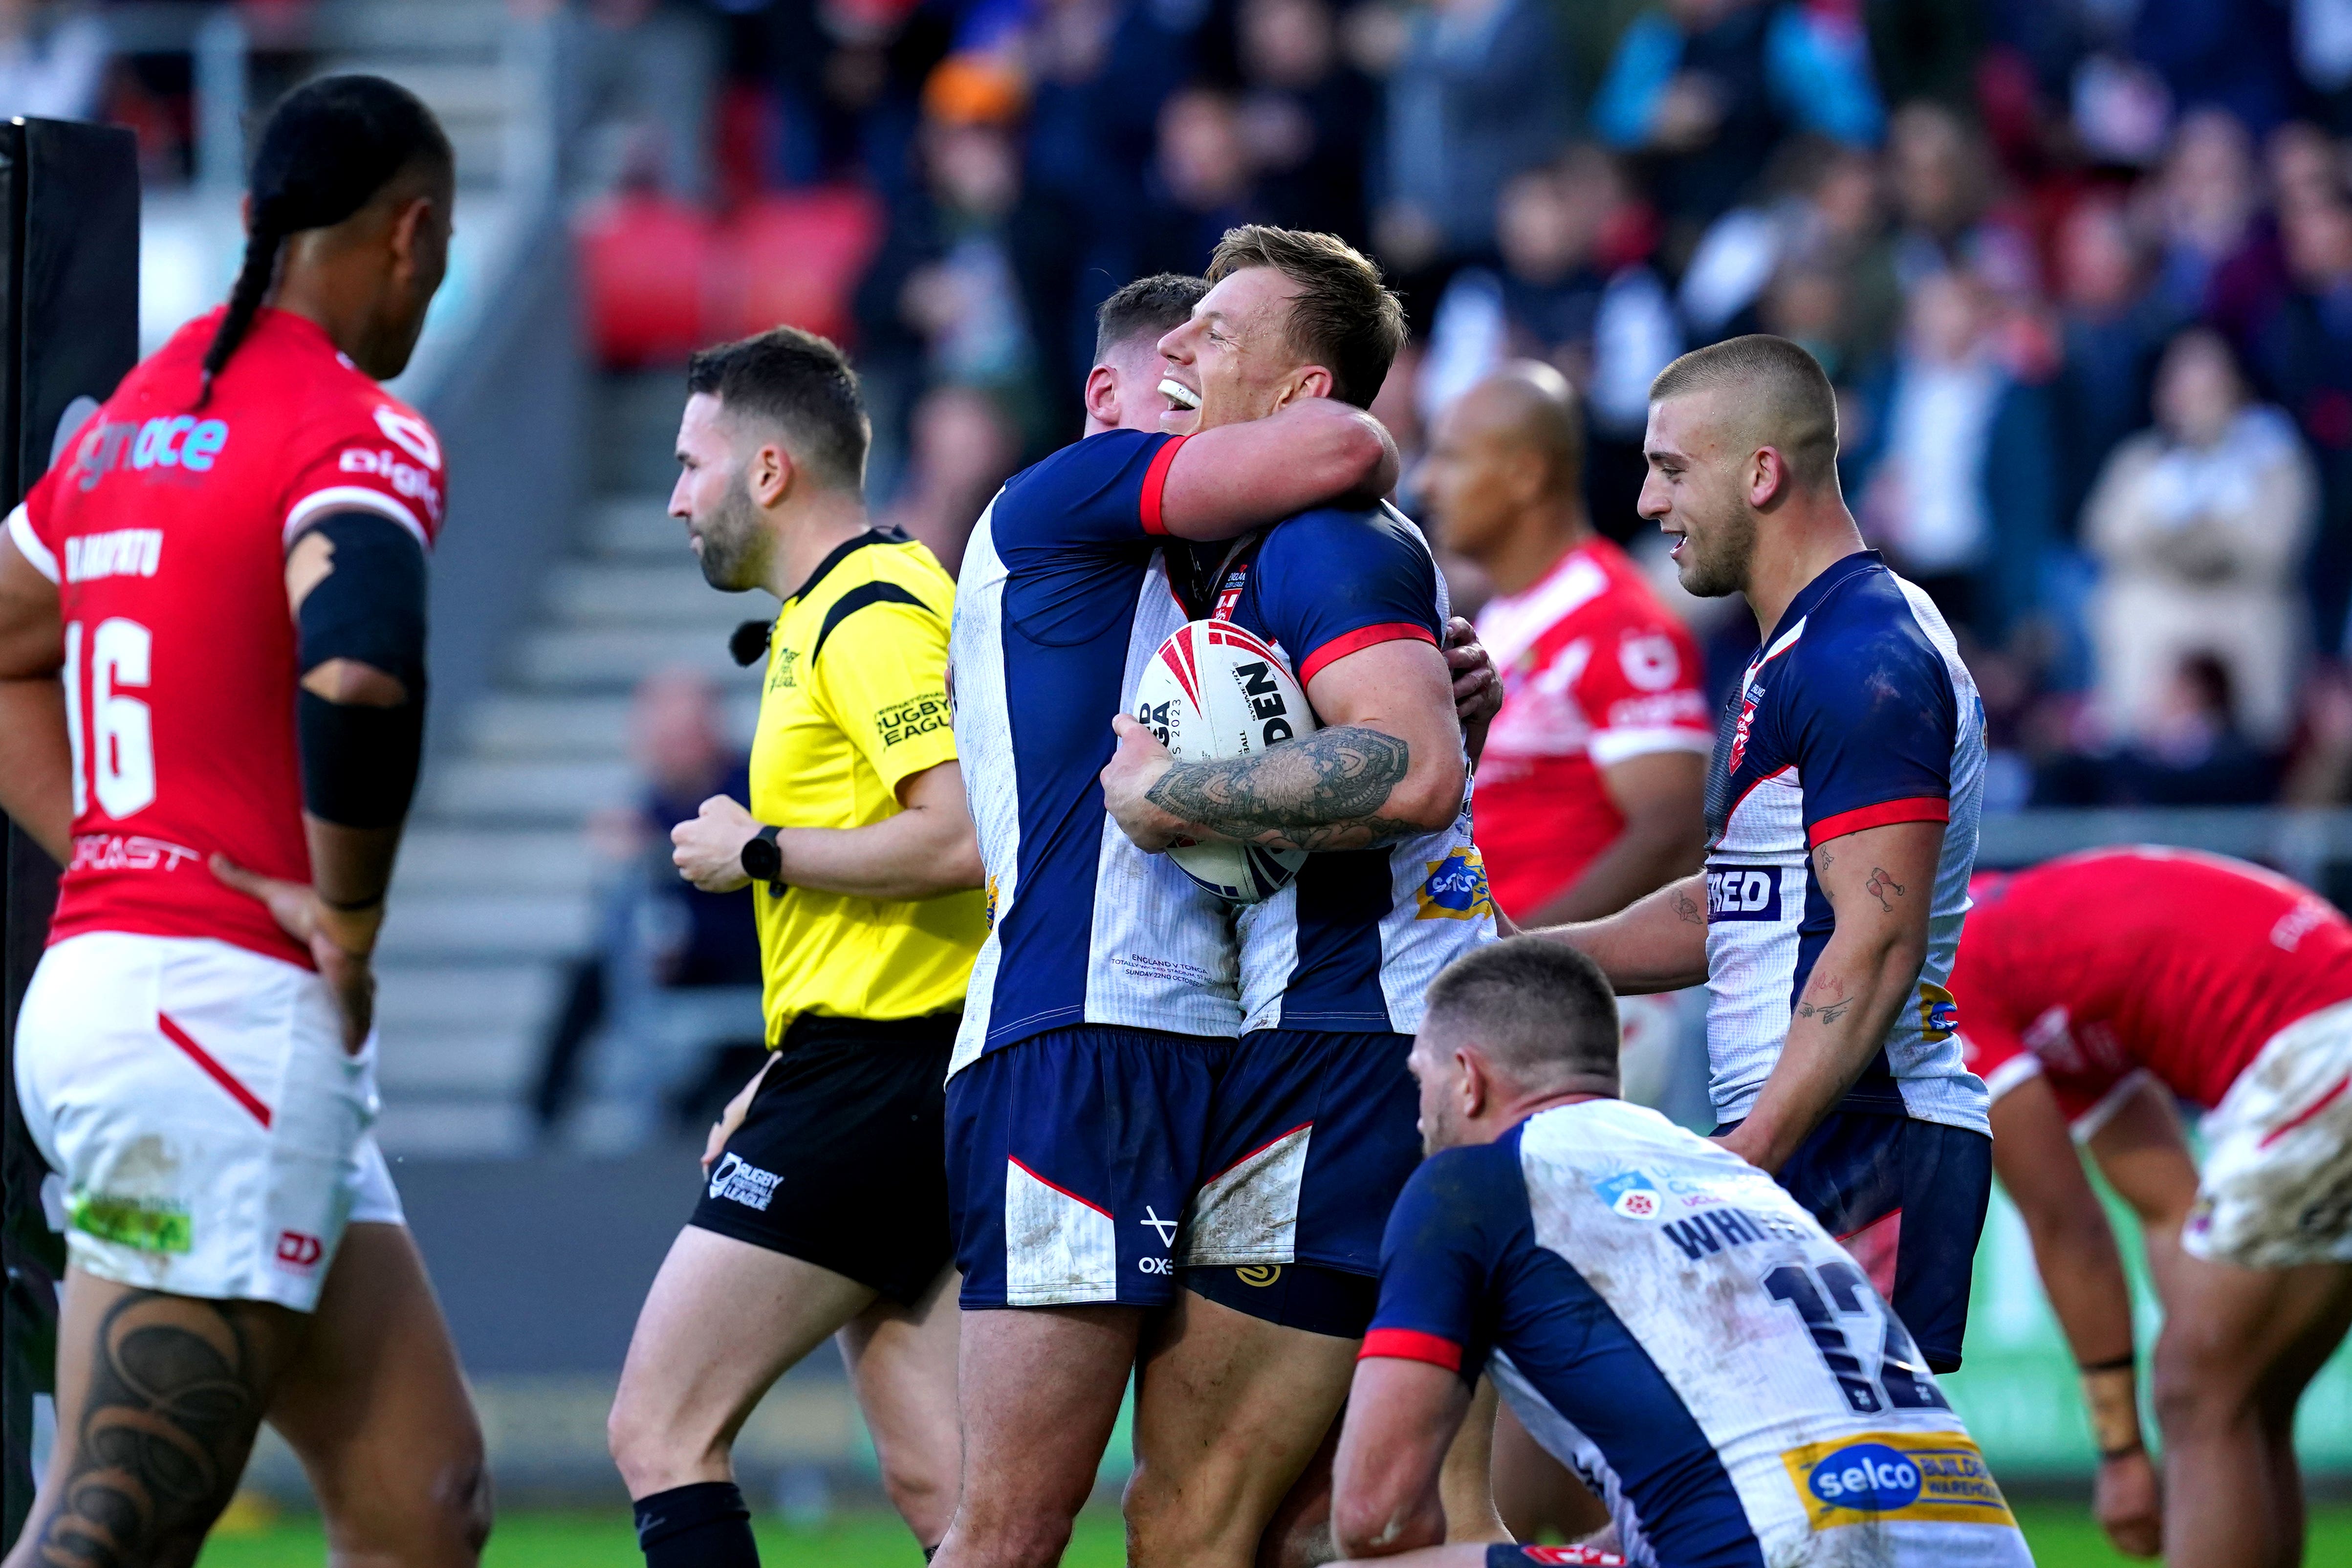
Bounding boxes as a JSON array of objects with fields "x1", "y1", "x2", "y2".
[{"x1": 294, "y1": 511, "x2": 428, "y2": 829}]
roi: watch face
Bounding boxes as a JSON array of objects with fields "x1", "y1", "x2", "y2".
[{"x1": 742, "y1": 834, "x2": 780, "y2": 882}]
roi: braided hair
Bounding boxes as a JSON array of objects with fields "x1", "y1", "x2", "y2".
[{"x1": 198, "y1": 75, "x2": 453, "y2": 408}]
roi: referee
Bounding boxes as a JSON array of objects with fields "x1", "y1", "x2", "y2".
[{"x1": 606, "y1": 327, "x2": 986, "y2": 1568}]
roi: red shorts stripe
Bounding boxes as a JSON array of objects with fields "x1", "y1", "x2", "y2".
[
  {"x1": 1358, "y1": 1327, "x2": 1463, "y2": 1371},
  {"x1": 1139, "y1": 435, "x2": 1190, "y2": 536},
  {"x1": 156, "y1": 1012, "x2": 273, "y2": 1128},
  {"x1": 1297, "y1": 622, "x2": 1438, "y2": 687},
  {"x1": 1807, "y1": 796, "x2": 1949, "y2": 848},
  {"x1": 2259, "y1": 1071, "x2": 2352, "y2": 1150}
]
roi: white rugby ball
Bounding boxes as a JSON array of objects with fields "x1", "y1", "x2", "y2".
[{"x1": 1132, "y1": 619, "x2": 1320, "y2": 903}]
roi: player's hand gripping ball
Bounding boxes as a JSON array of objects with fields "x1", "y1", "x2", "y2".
[{"x1": 1126, "y1": 619, "x2": 1320, "y2": 904}]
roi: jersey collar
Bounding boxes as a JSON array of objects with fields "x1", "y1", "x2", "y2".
[
  {"x1": 785, "y1": 525, "x2": 912, "y2": 604},
  {"x1": 1760, "y1": 549, "x2": 1883, "y2": 651}
]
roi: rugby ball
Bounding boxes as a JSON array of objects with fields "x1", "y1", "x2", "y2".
[{"x1": 1133, "y1": 619, "x2": 1320, "y2": 903}]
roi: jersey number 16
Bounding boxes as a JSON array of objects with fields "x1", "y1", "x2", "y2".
[{"x1": 63, "y1": 618, "x2": 156, "y2": 819}]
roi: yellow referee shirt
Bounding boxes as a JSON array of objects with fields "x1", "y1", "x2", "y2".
[{"x1": 748, "y1": 527, "x2": 985, "y2": 1042}]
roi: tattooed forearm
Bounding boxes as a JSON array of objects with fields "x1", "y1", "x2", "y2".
[
  {"x1": 1674, "y1": 890, "x2": 1706, "y2": 925},
  {"x1": 28, "y1": 1291, "x2": 274, "y2": 1566},
  {"x1": 1143, "y1": 724, "x2": 1419, "y2": 851},
  {"x1": 1795, "y1": 973, "x2": 1852, "y2": 1025}
]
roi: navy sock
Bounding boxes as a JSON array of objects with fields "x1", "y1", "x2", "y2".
[{"x1": 634, "y1": 1481, "x2": 759, "y2": 1568}]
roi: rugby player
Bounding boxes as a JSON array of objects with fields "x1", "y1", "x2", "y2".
[
  {"x1": 604, "y1": 327, "x2": 987, "y2": 1568},
  {"x1": 0, "y1": 78, "x2": 487, "y2": 1566},
  {"x1": 1533, "y1": 336, "x2": 1992, "y2": 1377},
  {"x1": 1330, "y1": 938, "x2": 2030, "y2": 1568},
  {"x1": 1418, "y1": 362, "x2": 1712, "y2": 1541},
  {"x1": 1094, "y1": 230, "x2": 1498, "y2": 1568},
  {"x1": 1948, "y1": 848, "x2": 2352, "y2": 1568},
  {"x1": 939, "y1": 234, "x2": 1447, "y2": 1568}
]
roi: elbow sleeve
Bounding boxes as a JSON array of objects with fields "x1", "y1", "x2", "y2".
[{"x1": 294, "y1": 513, "x2": 428, "y2": 828}]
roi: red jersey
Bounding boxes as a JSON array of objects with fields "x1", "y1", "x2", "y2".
[
  {"x1": 1951, "y1": 848, "x2": 2352, "y2": 1127},
  {"x1": 1471, "y1": 538, "x2": 1710, "y2": 919},
  {"x1": 6, "y1": 307, "x2": 445, "y2": 970}
]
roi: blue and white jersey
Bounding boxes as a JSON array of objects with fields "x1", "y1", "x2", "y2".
[
  {"x1": 951, "y1": 430, "x2": 1241, "y2": 1073},
  {"x1": 1702, "y1": 552, "x2": 1987, "y2": 1133},
  {"x1": 1366, "y1": 1100, "x2": 2028, "y2": 1568},
  {"x1": 1184, "y1": 505, "x2": 1497, "y2": 1036}
]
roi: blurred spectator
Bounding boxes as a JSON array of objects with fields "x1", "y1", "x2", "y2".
[
  {"x1": 2149, "y1": 109, "x2": 2269, "y2": 320},
  {"x1": 880, "y1": 384, "x2": 1023, "y2": 576},
  {"x1": 1862, "y1": 0, "x2": 1983, "y2": 112},
  {"x1": 556, "y1": 0, "x2": 720, "y2": 200},
  {"x1": 1883, "y1": 100, "x2": 2032, "y2": 292},
  {"x1": 2085, "y1": 327, "x2": 2319, "y2": 749},
  {"x1": 2302, "y1": 0, "x2": 2352, "y2": 133},
  {"x1": 2051, "y1": 195, "x2": 2177, "y2": 530},
  {"x1": 2097, "y1": 653, "x2": 2281, "y2": 805},
  {"x1": 2132, "y1": 0, "x2": 2304, "y2": 139},
  {"x1": 1132, "y1": 87, "x2": 1265, "y2": 278},
  {"x1": 540, "y1": 669, "x2": 763, "y2": 1144},
  {"x1": 2251, "y1": 189, "x2": 2352, "y2": 641},
  {"x1": 1592, "y1": 0, "x2": 1884, "y2": 246},
  {"x1": 0, "y1": 0, "x2": 101, "y2": 122},
  {"x1": 1377, "y1": 0, "x2": 1571, "y2": 282},
  {"x1": 1850, "y1": 271, "x2": 2057, "y2": 640},
  {"x1": 1236, "y1": 0, "x2": 1377, "y2": 242}
]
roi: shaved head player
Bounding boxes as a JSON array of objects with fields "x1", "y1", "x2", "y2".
[
  {"x1": 1535, "y1": 336, "x2": 1993, "y2": 1379},
  {"x1": 0, "y1": 78, "x2": 486, "y2": 1567}
]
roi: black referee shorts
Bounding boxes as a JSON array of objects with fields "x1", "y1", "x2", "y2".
[{"x1": 690, "y1": 1012, "x2": 958, "y2": 1306}]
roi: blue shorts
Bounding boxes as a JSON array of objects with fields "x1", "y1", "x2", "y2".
[
  {"x1": 946, "y1": 1025, "x2": 1230, "y2": 1309},
  {"x1": 1717, "y1": 1108, "x2": 1992, "y2": 1373},
  {"x1": 1180, "y1": 1028, "x2": 1422, "y2": 1281}
]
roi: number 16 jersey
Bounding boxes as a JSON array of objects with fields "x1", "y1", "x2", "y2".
[
  {"x1": 1364, "y1": 1100, "x2": 2028, "y2": 1567},
  {"x1": 5, "y1": 306, "x2": 446, "y2": 971}
]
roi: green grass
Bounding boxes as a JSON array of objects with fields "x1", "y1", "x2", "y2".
[{"x1": 191, "y1": 1503, "x2": 2352, "y2": 1566}]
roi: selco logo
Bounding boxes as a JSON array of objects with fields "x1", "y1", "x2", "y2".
[
  {"x1": 1416, "y1": 847, "x2": 1492, "y2": 921},
  {"x1": 1780, "y1": 1430, "x2": 2016, "y2": 1531},
  {"x1": 1917, "y1": 981, "x2": 1959, "y2": 1042},
  {"x1": 983, "y1": 875, "x2": 999, "y2": 931},
  {"x1": 1593, "y1": 1168, "x2": 1664, "y2": 1220}
]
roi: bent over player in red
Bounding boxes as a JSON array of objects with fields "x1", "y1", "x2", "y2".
[
  {"x1": 1950, "y1": 848, "x2": 2352, "y2": 1568},
  {"x1": 0, "y1": 78, "x2": 487, "y2": 1567}
]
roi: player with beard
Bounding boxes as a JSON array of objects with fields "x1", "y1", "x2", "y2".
[
  {"x1": 606, "y1": 327, "x2": 986, "y2": 1568},
  {"x1": 1532, "y1": 336, "x2": 1993, "y2": 1379},
  {"x1": 0, "y1": 77, "x2": 486, "y2": 1567}
]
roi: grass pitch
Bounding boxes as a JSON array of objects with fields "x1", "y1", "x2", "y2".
[{"x1": 192, "y1": 1503, "x2": 2352, "y2": 1565}]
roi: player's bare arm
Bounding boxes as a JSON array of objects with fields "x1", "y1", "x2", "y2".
[
  {"x1": 1990, "y1": 1073, "x2": 2162, "y2": 1557},
  {"x1": 0, "y1": 528, "x2": 71, "y2": 861},
  {"x1": 1720, "y1": 818, "x2": 1942, "y2": 1174},
  {"x1": 1331, "y1": 1357, "x2": 1472, "y2": 1560},
  {"x1": 1531, "y1": 872, "x2": 1710, "y2": 994},
  {"x1": 214, "y1": 509, "x2": 431, "y2": 1048},
  {"x1": 671, "y1": 759, "x2": 981, "y2": 899},
  {"x1": 1526, "y1": 751, "x2": 1706, "y2": 925},
  {"x1": 1155, "y1": 399, "x2": 1399, "y2": 541},
  {"x1": 1103, "y1": 637, "x2": 1463, "y2": 853},
  {"x1": 2084, "y1": 1082, "x2": 2202, "y2": 1302}
]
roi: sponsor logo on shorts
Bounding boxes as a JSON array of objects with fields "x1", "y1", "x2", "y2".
[
  {"x1": 876, "y1": 692, "x2": 950, "y2": 747},
  {"x1": 1705, "y1": 865, "x2": 1781, "y2": 921},
  {"x1": 1235, "y1": 1264, "x2": 1282, "y2": 1286},
  {"x1": 984, "y1": 874, "x2": 999, "y2": 931},
  {"x1": 274, "y1": 1230, "x2": 324, "y2": 1272},
  {"x1": 1593, "y1": 1169, "x2": 1664, "y2": 1220},
  {"x1": 1780, "y1": 1430, "x2": 2015, "y2": 1530},
  {"x1": 708, "y1": 1153, "x2": 784, "y2": 1212},
  {"x1": 1416, "y1": 848, "x2": 1492, "y2": 921},
  {"x1": 67, "y1": 1190, "x2": 191, "y2": 1255},
  {"x1": 1917, "y1": 981, "x2": 1959, "y2": 1042}
]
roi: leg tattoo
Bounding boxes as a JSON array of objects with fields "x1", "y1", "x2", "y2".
[{"x1": 31, "y1": 1293, "x2": 270, "y2": 1567}]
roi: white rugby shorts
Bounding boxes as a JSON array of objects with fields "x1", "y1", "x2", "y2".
[
  {"x1": 2185, "y1": 997, "x2": 2352, "y2": 1269},
  {"x1": 13, "y1": 931, "x2": 403, "y2": 1312}
]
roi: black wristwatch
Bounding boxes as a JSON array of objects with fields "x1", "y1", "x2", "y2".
[{"x1": 740, "y1": 824, "x2": 784, "y2": 888}]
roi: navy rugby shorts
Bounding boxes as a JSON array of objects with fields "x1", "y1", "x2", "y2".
[
  {"x1": 1716, "y1": 1108, "x2": 1992, "y2": 1373},
  {"x1": 1180, "y1": 1028, "x2": 1423, "y2": 1338},
  {"x1": 946, "y1": 1024, "x2": 1230, "y2": 1309}
]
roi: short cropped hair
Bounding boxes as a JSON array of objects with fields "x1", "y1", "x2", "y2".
[
  {"x1": 1096, "y1": 273, "x2": 1208, "y2": 362},
  {"x1": 1649, "y1": 333, "x2": 1839, "y2": 487},
  {"x1": 1207, "y1": 225, "x2": 1406, "y2": 409},
  {"x1": 687, "y1": 325, "x2": 869, "y2": 491},
  {"x1": 1423, "y1": 938, "x2": 1620, "y2": 1089}
]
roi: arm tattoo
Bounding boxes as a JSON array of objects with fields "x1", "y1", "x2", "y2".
[
  {"x1": 1144, "y1": 724, "x2": 1420, "y2": 851},
  {"x1": 1674, "y1": 890, "x2": 1706, "y2": 926},
  {"x1": 1864, "y1": 866, "x2": 1905, "y2": 913},
  {"x1": 1795, "y1": 973, "x2": 1852, "y2": 1025},
  {"x1": 27, "y1": 1292, "x2": 270, "y2": 1564}
]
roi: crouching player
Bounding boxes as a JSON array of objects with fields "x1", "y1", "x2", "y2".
[
  {"x1": 1948, "y1": 847, "x2": 2352, "y2": 1568},
  {"x1": 1330, "y1": 939, "x2": 2029, "y2": 1567}
]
